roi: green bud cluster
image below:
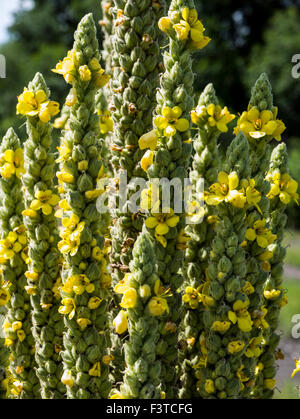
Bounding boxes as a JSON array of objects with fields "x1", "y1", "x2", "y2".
[
  {"x1": 108, "y1": 0, "x2": 166, "y2": 386},
  {"x1": 100, "y1": 0, "x2": 115, "y2": 79},
  {"x1": 179, "y1": 84, "x2": 221, "y2": 398},
  {"x1": 253, "y1": 143, "x2": 289, "y2": 399},
  {"x1": 113, "y1": 231, "x2": 163, "y2": 399},
  {"x1": 0, "y1": 128, "x2": 40, "y2": 398},
  {"x1": 196, "y1": 133, "x2": 252, "y2": 399},
  {"x1": 141, "y1": 0, "x2": 198, "y2": 397},
  {"x1": 54, "y1": 14, "x2": 112, "y2": 399},
  {"x1": 20, "y1": 74, "x2": 65, "y2": 399},
  {"x1": 239, "y1": 74, "x2": 282, "y2": 398}
]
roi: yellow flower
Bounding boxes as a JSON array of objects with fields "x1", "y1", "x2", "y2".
[
  {"x1": 30, "y1": 190, "x2": 59, "y2": 216},
  {"x1": 176, "y1": 228, "x2": 190, "y2": 250},
  {"x1": 17, "y1": 330, "x2": 26, "y2": 342},
  {"x1": 88, "y1": 362, "x2": 101, "y2": 377},
  {"x1": 204, "y1": 379, "x2": 215, "y2": 394},
  {"x1": 228, "y1": 299, "x2": 253, "y2": 332},
  {"x1": 241, "y1": 281, "x2": 255, "y2": 295},
  {"x1": 227, "y1": 340, "x2": 245, "y2": 354},
  {"x1": 17, "y1": 88, "x2": 60, "y2": 123},
  {"x1": 207, "y1": 104, "x2": 235, "y2": 132},
  {"x1": 0, "y1": 288, "x2": 10, "y2": 306},
  {"x1": 0, "y1": 231, "x2": 24, "y2": 260},
  {"x1": 147, "y1": 280, "x2": 171, "y2": 316},
  {"x1": 205, "y1": 171, "x2": 246, "y2": 208},
  {"x1": 97, "y1": 109, "x2": 113, "y2": 134},
  {"x1": 52, "y1": 49, "x2": 78, "y2": 84},
  {"x1": 291, "y1": 358, "x2": 300, "y2": 379},
  {"x1": 264, "y1": 289, "x2": 281, "y2": 300},
  {"x1": 88, "y1": 296, "x2": 103, "y2": 310},
  {"x1": 245, "y1": 337, "x2": 263, "y2": 358},
  {"x1": 56, "y1": 167, "x2": 75, "y2": 184},
  {"x1": 182, "y1": 286, "x2": 202, "y2": 309},
  {"x1": 113, "y1": 310, "x2": 128, "y2": 334},
  {"x1": 212, "y1": 321, "x2": 231, "y2": 334},
  {"x1": 140, "y1": 183, "x2": 160, "y2": 212},
  {"x1": 58, "y1": 298, "x2": 76, "y2": 319},
  {"x1": 141, "y1": 150, "x2": 154, "y2": 172},
  {"x1": 138, "y1": 130, "x2": 158, "y2": 151},
  {"x1": 145, "y1": 208, "x2": 179, "y2": 244},
  {"x1": 173, "y1": 8, "x2": 211, "y2": 50},
  {"x1": 102, "y1": 354, "x2": 114, "y2": 365},
  {"x1": 266, "y1": 172, "x2": 299, "y2": 205},
  {"x1": 61, "y1": 370, "x2": 74, "y2": 388},
  {"x1": 61, "y1": 274, "x2": 94, "y2": 296},
  {"x1": 264, "y1": 379, "x2": 276, "y2": 390},
  {"x1": 110, "y1": 392, "x2": 127, "y2": 399},
  {"x1": 252, "y1": 307, "x2": 269, "y2": 330},
  {"x1": 234, "y1": 106, "x2": 286, "y2": 142},
  {"x1": 238, "y1": 178, "x2": 262, "y2": 213},
  {"x1": 119, "y1": 288, "x2": 137, "y2": 309},
  {"x1": 0, "y1": 148, "x2": 25, "y2": 179},
  {"x1": 58, "y1": 223, "x2": 83, "y2": 256},
  {"x1": 158, "y1": 17, "x2": 171, "y2": 32},
  {"x1": 245, "y1": 219, "x2": 276, "y2": 248},
  {"x1": 76, "y1": 318, "x2": 92, "y2": 330},
  {"x1": 12, "y1": 321, "x2": 22, "y2": 331},
  {"x1": 155, "y1": 106, "x2": 189, "y2": 137},
  {"x1": 79, "y1": 65, "x2": 92, "y2": 82}
]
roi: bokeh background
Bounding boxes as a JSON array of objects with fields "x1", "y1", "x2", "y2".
[{"x1": 0, "y1": 0, "x2": 300, "y2": 398}]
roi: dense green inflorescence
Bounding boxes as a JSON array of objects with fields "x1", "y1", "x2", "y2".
[
  {"x1": 195, "y1": 133, "x2": 257, "y2": 399},
  {"x1": 53, "y1": 14, "x2": 112, "y2": 399},
  {"x1": 0, "y1": 128, "x2": 40, "y2": 398},
  {"x1": 100, "y1": 0, "x2": 115, "y2": 79},
  {"x1": 112, "y1": 230, "x2": 164, "y2": 399},
  {"x1": 179, "y1": 84, "x2": 223, "y2": 398},
  {"x1": 109, "y1": 0, "x2": 166, "y2": 284},
  {"x1": 108, "y1": 0, "x2": 166, "y2": 385},
  {"x1": 137, "y1": 0, "x2": 211, "y2": 397},
  {"x1": 233, "y1": 74, "x2": 287, "y2": 397},
  {"x1": 254, "y1": 143, "x2": 295, "y2": 398},
  {"x1": 19, "y1": 74, "x2": 66, "y2": 399}
]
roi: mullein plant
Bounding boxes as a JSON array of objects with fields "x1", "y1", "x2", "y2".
[
  {"x1": 111, "y1": 230, "x2": 164, "y2": 399},
  {"x1": 132, "y1": 0, "x2": 211, "y2": 397},
  {"x1": 52, "y1": 13, "x2": 112, "y2": 399},
  {"x1": 16, "y1": 73, "x2": 67, "y2": 399},
  {"x1": 254, "y1": 144, "x2": 298, "y2": 398},
  {"x1": 0, "y1": 128, "x2": 40, "y2": 398},
  {"x1": 179, "y1": 84, "x2": 235, "y2": 397},
  {"x1": 108, "y1": 0, "x2": 166, "y2": 384},
  {"x1": 195, "y1": 132, "x2": 268, "y2": 399},
  {"x1": 233, "y1": 74, "x2": 287, "y2": 397}
]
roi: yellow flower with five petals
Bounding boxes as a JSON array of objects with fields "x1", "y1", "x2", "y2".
[{"x1": 154, "y1": 106, "x2": 189, "y2": 137}]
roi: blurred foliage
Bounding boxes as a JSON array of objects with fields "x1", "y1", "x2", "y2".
[{"x1": 0, "y1": 0, "x2": 300, "y2": 221}]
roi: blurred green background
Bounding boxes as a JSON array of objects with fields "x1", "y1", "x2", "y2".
[{"x1": 0, "y1": 0, "x2": 300, "y2": 399}]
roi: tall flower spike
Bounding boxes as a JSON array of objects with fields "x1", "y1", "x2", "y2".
[
  {"x1": 53, "y1": 14, "x2": 112, "y2": 399},
  {"x1": 254, "y1": 143, "x2": 295, "y2": 399},
  {"x1": 196, "y1": 133, "x2": 253, "y2": 399},
  {"x1": 0, "y1": 128, "x2": 40, "y2": 398},
  {"x1": 108, "y1": 0, "x2": 166, "y2": 386},
  {"x1": 179, "y1": 84, "x2": 226, "y2": 398},
  {"x1": 18, "y1": 73, "x2": 66, "y2": 399},
  {"x1": 233, "y1": 74, "x2": 286, "y2": 398},
  {"x1": 140, "y1": 0, "x2": 210, "y2": 397},
  {"x1": 111, "y1": 231, "x2": 164, "y2": 399}
]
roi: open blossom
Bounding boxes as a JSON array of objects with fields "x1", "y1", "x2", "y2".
[
  {"x1": 172, "y1": 8, "x2": 211, "y2": 50},
  {"x1": 0, "y1": 148, "x2": 24, "y2": 179},
  {"x1": 266, "y1": 172, "x2": 299, "y2": 205},
  {"x1": 234, "y1": 106, "x2": 286, "y2": 142},
  {"x1": 205, "y1": 171, "x2": 247, "y2": 208},
  {"x1": 17, "y1": 89, "x2": 60, "y2": 123},
  {"x1": 191, "y1": 103, "x2": 235, "y2": 132},
  {"x1": 154, "y1": 106, "x2": 189, "y2": 137}
]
